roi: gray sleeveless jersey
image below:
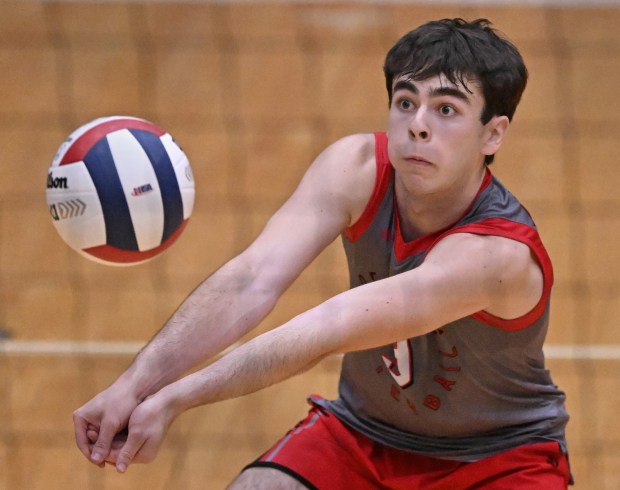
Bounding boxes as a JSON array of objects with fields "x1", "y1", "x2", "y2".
[{"x1": 314, "y1": 132, "x2": 568, "y2": 461}]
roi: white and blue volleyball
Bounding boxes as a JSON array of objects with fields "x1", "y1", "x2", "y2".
[{"x1": 46, "y1": 116, "x2": 195, "y2": 266}]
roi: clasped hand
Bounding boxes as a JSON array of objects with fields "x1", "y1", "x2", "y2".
[{"x1": 73, "y1": 384, "x2": 176, "y2": 473}]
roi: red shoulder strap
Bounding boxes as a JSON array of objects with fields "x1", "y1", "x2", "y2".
[{"x1": 344, "y1": 132, "x2": 393, "y2": 242}]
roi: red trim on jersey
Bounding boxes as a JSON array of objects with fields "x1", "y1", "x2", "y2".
[
  {"x1": 393, "y1": 169, "x2": 493, "y2": 262},
  {"x1": 59, "y1": 118, "x2": 166, "y2": 165},
  {"x1": 83, "y1": 219, "x2": 188, "y2": 264},
  {"x1": 432, "y1": 218, "x2": 554, "y2": 331},
  {"x1": 344, "y1": 132, "x2": 393, "y2": 242}
]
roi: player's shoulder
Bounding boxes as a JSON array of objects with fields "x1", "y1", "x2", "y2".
[
  {"x1": 433, "y1": 232, "x2": 532, "y2": 261},
  {"x1": 318, "y1": 133, "x2": 375, "y2": 164},
  {"x1": 314, "y1": 133, "x2": 377, "y2": 181},
  {"x1": 430, "y1": 232, "x2": 539, "y2": 291},
  {"x1": 305, "y1": 133, "x2": 375, "y2": 181},
  {"x1": 303, "y1": 133, "x2": 377, "y2": 222}
]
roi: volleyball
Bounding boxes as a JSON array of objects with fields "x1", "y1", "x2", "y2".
[{"x1": 46, "y1": 116, "x2": 195, "y2": 266}]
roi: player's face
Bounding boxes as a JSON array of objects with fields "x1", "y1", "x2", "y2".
[{"x1": 387, "y1": 74, "x2": 507, "y2": 197}]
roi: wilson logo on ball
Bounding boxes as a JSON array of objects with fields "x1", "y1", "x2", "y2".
[
  {"x1": 47, "y1": 172, "x2": 68, "y2": 189},
  {"x1": 46, "y1": 116, "x2": 195, "y2": 266}
]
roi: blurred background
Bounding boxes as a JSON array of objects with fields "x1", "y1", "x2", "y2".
[{"x1": 1, "y1": 1, "x2": 619, "y2": 488}]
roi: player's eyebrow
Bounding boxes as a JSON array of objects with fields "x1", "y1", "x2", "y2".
[
  {"x1": 430, "y1": 86, "x2": 471, "y2": 104},
  {"x1": 393, "y1": 79, "x2": 418, "y2": 95},
  {"x1": 393, "y1": 79, "x2": 471, "y2": 104}
]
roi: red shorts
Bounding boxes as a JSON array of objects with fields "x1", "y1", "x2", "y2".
[{"x1": 245, "y1": 403, "x2": 571, "y2": 489}]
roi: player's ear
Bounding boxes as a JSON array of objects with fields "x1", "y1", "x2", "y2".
[{"x1": 482, "y1": 115, "x2": 510, "y2": 158}]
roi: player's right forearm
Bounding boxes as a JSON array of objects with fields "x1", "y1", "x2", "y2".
[{"x1": 115, "y1": 254, "x2": 281, "y2": 401}]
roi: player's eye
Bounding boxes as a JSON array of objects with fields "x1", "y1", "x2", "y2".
[
  {"x1": 439, "y1": 105, "x2": 455, "y2": 116},
  {"x1": 398, "y1": 99, "x2": 413, "y2": 110}
]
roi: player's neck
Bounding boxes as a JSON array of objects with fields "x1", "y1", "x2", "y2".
[{"x1": 395, "y1": 170, "x2": 486, "y2": 241}]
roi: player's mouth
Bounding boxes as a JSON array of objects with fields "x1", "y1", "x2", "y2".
[{"x1": 405, "y1": 155, "x2": 433, "y2": 166}]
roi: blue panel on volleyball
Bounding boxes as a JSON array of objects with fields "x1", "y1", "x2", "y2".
[
  {"x1": 83, "y1": 138, "x2": 140, "y2": 251},
  {"x1": 130, "y1": 129, "x2": 184, "y2": 243}
]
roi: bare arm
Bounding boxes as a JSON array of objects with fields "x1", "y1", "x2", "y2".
[
  {"x1": 116, "y1": 133, "x2": 376, "y2": 398},
  {"x1": 73, "y1": 133, "x2": 377, "y2": 466},
  {"x1": 110, "y1": 231, "x2": 543, "y2": 471},
  {"x1": 165, "y1": 232, "x2": 542, "y2": 406}
]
